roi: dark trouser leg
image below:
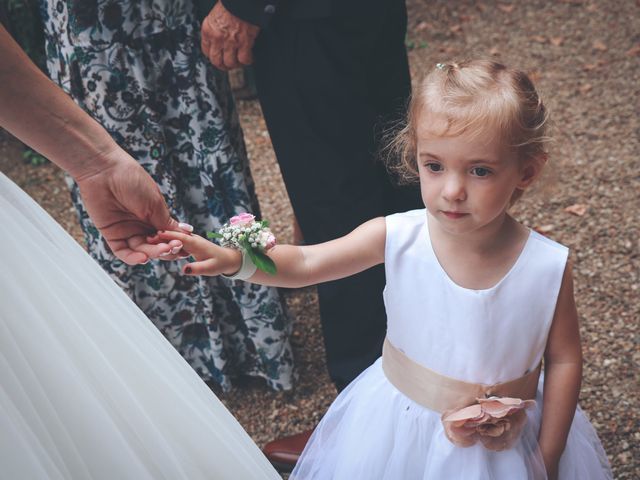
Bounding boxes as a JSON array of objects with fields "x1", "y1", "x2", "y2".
[{"x1": 253, "y1": 0, "x2": 420, "y2": 391}]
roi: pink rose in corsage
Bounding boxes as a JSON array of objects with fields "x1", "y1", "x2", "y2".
[
  {"x1": 229, "y1": 213, "x2": 256, "y2": 226},
  {"x1": 207, "y1": 213, "x2": 277, "y2": 274},
  {"x1": 441, "y1": 397, "x2": 536, "y2": 451}
]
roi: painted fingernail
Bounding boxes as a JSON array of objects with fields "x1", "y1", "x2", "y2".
[
  {"x1": 184, "y1": 266, "x2": 192, "y2": 274},
  {"x1": 178, "y1": 222, "x2": 194, "y2": 233}
]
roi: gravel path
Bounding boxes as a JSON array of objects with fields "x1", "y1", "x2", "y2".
[{"x1": 1, "y1": 1, "x2": 638, "y2": 477}]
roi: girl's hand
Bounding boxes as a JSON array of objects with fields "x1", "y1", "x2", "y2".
[{"x1": 151, "y1": 230, "x2": 242, "y2": 276}]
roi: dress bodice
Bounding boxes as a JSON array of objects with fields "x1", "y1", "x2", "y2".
[{"x1": 383, "y1": 209, "x2": 568, "y2": 385}]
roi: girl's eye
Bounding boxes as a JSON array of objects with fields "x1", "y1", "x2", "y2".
[
  {"x1": 425, "y1": 163, "x2": 442, "y2": 173},
  {"x1": 470, "y1": 167, "x2": 492, "y2": 177}
]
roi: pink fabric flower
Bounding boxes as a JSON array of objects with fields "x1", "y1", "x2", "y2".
[
  {"x1": 441, "y1": 397, "x2": 535, "y2": 451},
  {"x1": 229, "y1": 213, "x2": 255, "y2": 226},
  {"x1": 265, "y1": 234, "x2": 276, "y2": 250}
]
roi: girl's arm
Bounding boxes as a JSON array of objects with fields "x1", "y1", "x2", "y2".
[
  {"x1": 154, "y1": 217, "x2": 387, "y2": 288},
  {"x1": 538, "y1": 261, "x2": 582, "y2": 480}
]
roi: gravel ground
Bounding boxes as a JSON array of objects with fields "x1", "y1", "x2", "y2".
[{"x1": 1, "y1": 0, "x2": 638, "y2": 478}]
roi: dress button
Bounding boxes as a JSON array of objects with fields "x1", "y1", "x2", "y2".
[{"x1": 264, "y1": 4, "x2": 276, "y2": 14}]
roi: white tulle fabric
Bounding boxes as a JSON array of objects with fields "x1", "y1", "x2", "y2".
[
  {"x1": 0, "y1": 173, "x2": 279, "y2": 480},
  {"x1": 292, "y1": 209, "x2": 612, "y2": 479}
]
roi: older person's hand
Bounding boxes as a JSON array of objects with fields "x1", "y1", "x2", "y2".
[{"x1": 201, "y1": 1, "x2": 259, "y2": 71}]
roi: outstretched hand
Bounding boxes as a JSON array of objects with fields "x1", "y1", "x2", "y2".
[
  {"x1": 150, "y1": 230, "x2": 242, "y2": 276},
  {"x1": 201, "y1": 1, "x2": 260, "y2": 71},
  {"x1": 75, "y1": 148, "x2": 184, "y2": 265}
]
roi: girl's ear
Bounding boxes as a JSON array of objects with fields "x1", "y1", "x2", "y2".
[{"x1": 517, "y1": 154, "x2": 547, "y2": 190}]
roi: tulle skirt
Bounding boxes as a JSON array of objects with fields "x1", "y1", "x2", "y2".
[
  {"x1": 0, "y1": 173, "x2": 279, "y2": 479},
  {"x1": 292, "y1": 358, "x2": 612, "y2": 480}
]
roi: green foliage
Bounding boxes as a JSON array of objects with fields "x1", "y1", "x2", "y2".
[
  {"x1": 241, "y1": 238, "x2": 277, "y2": 275},
  {"x1": 0, "y1": 0, "x2": 46, "y2": 71},
  {"x1": 405, "y1": 35, "x2": 429, "y2": 52},
  {"x1": 22, "y1": 148, "x2": 48, "y2": 166}
]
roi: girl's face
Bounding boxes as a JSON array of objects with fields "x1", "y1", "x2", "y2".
[{"x1": 416, "y1": 125, "x2": 532, "y2": 238}]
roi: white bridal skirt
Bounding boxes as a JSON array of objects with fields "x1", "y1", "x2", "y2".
[
  {"x1": 0, "y1": 173, "x2": 280, "y2": 480},
  {"x1": 292, "y1": 359, "x2": 613, "y2": 480}
]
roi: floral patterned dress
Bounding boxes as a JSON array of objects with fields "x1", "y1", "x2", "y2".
[{"x1": 40, "y1": 0, "x2": 294, "y2": 391}]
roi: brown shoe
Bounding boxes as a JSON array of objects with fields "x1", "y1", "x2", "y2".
[{"x1": 262, "y1": 429, "x2": 313, "y2": 473}]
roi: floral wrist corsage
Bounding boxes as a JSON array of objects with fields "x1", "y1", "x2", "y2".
[{"x1": 207, "y1": 213, "x2": 277, "y2": 275}]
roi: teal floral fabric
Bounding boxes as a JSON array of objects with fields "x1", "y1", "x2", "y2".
[{"x1": 40, "y1": 0, "x2": 294, "y2": 391}]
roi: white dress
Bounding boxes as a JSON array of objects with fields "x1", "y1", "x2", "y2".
[
  {"x1": 292, "y1": 209, "x2": 612, "y2": 479},
  {"x1": 0, "y1": 173, "x2": 280, "y2": 479}
]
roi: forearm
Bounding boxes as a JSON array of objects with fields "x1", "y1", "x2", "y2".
[
  {"x1": 247, "y1": 244, "x2": 310, "y2": 288},
  {"x1": 249, "y1": 237, "x2": 383, "y2": 288},
  {"x1": 538, "y1": 360, "x2": 582, "y2": 469},
  {"x1": 0, "y1": 26, "x2": 118, "y2": 179}
]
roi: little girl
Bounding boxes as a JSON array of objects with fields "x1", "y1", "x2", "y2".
[{"x1": 155, "y1": 60, "x2": 612, "y2": 479}]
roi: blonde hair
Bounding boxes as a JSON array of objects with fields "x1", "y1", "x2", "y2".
[{"x1": 387, "y1": 59, "x2": 549, "y2": 189}]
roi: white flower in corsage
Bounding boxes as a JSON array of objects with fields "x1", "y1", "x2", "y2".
[
  {"x1": 207, "y1": 213, "x2": 277, "y2": 275},
  {"x1": 441, "y1": 397, "x2": 536, "y2": 451}
]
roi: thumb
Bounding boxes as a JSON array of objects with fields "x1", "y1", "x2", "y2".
[
  {"x1": 162, "y1": 216, "x2": 182, "y2": 232},
  {"x1": 146, "y1": 190, "x2": 180, "y2": 232},
  {"x1": 183, "y1": 258, "x2": 219, "y2": 276}
]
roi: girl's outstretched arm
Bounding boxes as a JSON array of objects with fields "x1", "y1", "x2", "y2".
[
  {"x1": 154, "y1": 217, "x2": 387, "y2": 288},
  {"x1": 538, "y1": 261, "x2": 582, "y2": 480}
]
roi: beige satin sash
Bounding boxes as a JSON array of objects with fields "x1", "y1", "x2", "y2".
[{"x1": 381, "y1": 338, "x2": 541, "y2": 413}]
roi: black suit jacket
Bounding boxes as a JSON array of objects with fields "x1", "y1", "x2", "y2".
[
  {"x1": 220, "y1": 0, "x2": 390, "y2": 27},
  {"x1": 203, "y1": 0, "x2": 391, "y2": 28}
]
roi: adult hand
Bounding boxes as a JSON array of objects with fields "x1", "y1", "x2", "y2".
[
  {"x1": 201, "y1": 1, "x2": 260, "y2": 71},
  {"x1": 74, "y1": 147, "x2": 184, "y2": 265},
  {"x1": 0, "y1": 25, "x2": 186, "y2": 264}
]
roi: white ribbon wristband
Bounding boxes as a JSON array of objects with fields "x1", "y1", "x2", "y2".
[{"x1": 221, "y1": 250, "x2": 257, "y2": 281}]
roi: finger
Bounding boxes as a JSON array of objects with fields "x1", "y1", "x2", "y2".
[
  {"x1": 222, "y1": 45, "x2": 240, "y2": 70},
  {"x1": 108, "y1": 237, "x2": 170, "y2": 264},
  {"x1": 155, "y1": 231, "x2": 213, "y2": 259},
  {"x1": 116, "y1": 248, "x2": 149, "y2": 265},
  {"x1": 177, "y1": 222, "x2": 194, "y2": 233},
  {"x1": 156, "y1": 252, "x2": 184, "y2": 261},
  {"x1": 146, "y1": 231, "x2": 183, "y2": 246},
  {"x1": 208, "y1": 43, "x2": 225, "y2": 70},
  {"x1": 126, "y1": 235, "x2": 174, "y2": 259},
  {"x1": 168, "y1": 239, "x2": 183, "y2": 251},
  {"x1": 155, "y1": 230, "x2": 193, "y2": 243},
  {"x1": 142, "y1": 232, "x2": 182, "y2": 251},
  {"x1": 158, "y1": 216, "x2": 182, "y2": 234},
  {"x1": 183, "y1": 258, "x2": 220, "y2": 276},
  {"x1": 158, "y1": 243, "x2": 183, "y2": 257},
  {"x1": 237, "y1": 43, "x2": 254, "y2": 66},
  {"x1": 146, "y1": 234, "x2": 168, "y2": 244}
]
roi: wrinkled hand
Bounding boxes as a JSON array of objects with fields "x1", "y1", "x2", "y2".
[
  {"x1": 201, "y1": 1, "x2": 260, "y2": 70},
  {"x1": 150, "y1": 230, "x2": 242, "y2": 276},
  {"x1": 74, "y1": 148, "x2": 184, "y2": 265}
]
